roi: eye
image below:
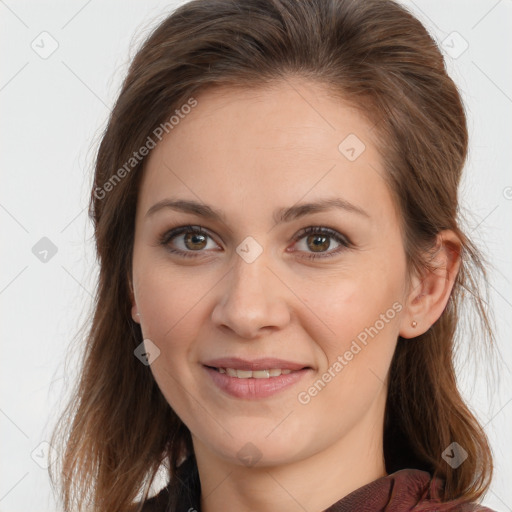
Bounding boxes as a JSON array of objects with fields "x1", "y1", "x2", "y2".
[
  {"x1": 159, "y1": 225, "x2": 219, "y2": 258},
  {"x1": 159, "y1": 225, "x2": 352, "y2": 260},
  {"x1": 291, "y1": 226, "x2": 351, "y2": 260}
]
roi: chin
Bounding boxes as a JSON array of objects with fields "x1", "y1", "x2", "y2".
[{"x1": 196, "y1": 427, "x2": 313, "y2": 469}]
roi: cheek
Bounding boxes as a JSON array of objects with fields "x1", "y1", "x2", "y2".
[
  {"x1": 297, "y1": 259, "x2": 404, "y2": 358},
  {"x1": 295, "y1": 272, "x2": 403, "y2": 433},
  {"x1": 133, "y1": 261, "x2": 206, "y2": 417},
  {"x1": 134, "y1": 260, "x2": 204, "y2": 357}
]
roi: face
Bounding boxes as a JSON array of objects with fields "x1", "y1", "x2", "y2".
[{"x1": 131, "y1": 79, "x2": 410, "y2": 468}]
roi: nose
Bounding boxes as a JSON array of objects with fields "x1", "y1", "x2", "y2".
[{"x1": 211, "y1": 250, "x2": 291, "y2": 339}]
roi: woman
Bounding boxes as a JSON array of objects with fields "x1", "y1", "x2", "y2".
[{"x1": 50, "y1": 0, "x2": 497, "y2": 510}]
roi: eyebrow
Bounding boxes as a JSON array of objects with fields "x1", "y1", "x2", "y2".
[{"x1": 145, "y1": 197, "x2": 370, "y2": 223}]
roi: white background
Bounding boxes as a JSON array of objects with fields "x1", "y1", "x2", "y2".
[{"x1": 1, "y1": 1, "x2": 511, "y2": 511}]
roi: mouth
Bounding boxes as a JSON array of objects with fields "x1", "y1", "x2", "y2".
[
  {"x1": 205, "y1": 366, "x2": 307, "y2": 379},
  {"x1": 201, "y1": 357, "x2": 313, "y2": 399},
  {"x1": 202, "y1": 357, "x2": 312, "y2": 375}
]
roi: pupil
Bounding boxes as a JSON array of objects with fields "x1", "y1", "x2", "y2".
[
  {"x1": 186, "y1": 232, "x2": 206, "y2": 250},
  {"x1": 308, "y1": 234, "x2": 329, "y2": 252}
]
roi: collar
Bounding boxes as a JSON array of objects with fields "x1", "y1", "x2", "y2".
[{"x1": 144, "y1": 456, "x2": 493, "y2": 512}]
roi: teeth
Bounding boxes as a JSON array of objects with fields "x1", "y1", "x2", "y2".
[
  {"x1": 252, "y1": 370, "x2": 270, "y2": 378},
  {"x1": 217, "y1": 368, "x2": 293, "y2": 378}
]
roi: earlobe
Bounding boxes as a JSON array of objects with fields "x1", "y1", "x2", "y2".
[
  {"x1": 131, "y1": 305, "x2": 141, "y2": 324},
  {"x1": 399, "y1": 272, "x2": 428, "y2": 339},
  {"x1": 399, "y1": 230, "x2": 461, "y2": 339},
  {"x1": 128, "y1": 273, "x2": 141, "y2": 324}
]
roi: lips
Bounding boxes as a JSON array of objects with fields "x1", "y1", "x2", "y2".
[{"x1": 202, "y1": 357, "x2": 312, "y2": 399}]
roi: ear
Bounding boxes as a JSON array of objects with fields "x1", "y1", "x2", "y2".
[
  {"x1": 399, "y1": 230, "x2": 461, "y2": 339},
  {"x1": 128, "y1": 272, "x2": 141, "y2": 324}
]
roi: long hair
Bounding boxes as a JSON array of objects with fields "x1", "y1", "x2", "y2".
[{"x1": 49, "y1": 0, "x2": 496, "y2": 510}]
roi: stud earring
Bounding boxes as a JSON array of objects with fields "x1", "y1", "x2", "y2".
[{"x1": 411, "y1": 320, "x2": 417, "y2": 328}]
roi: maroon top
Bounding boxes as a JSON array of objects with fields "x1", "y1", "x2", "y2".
[{"x1": 141, "y1": 456, "x2": 496, "y2": 512}]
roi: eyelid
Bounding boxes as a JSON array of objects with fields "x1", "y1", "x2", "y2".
[
  {"x1": 291, "y1": 226, "x2": 352, "y2": 246},
  {"x1": 158, "y1": 225, "x2": 221, "y2": 252},
  {"x1": 288, "y1": 226, "x2": 352, "y2": 260}
]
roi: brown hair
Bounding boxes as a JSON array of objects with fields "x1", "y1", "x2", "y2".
[{"x1": 49, "y1": 0, "x2": 496, "y2": 510}]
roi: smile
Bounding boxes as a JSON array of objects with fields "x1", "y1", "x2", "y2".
[
  {"x1": 211, "y1": 367, "x2": 293, "y2": 378},
  {"x1": 203, "y1": 365, "x2": 311, "y2": 399}
]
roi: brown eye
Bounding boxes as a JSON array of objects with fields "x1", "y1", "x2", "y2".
[
  {"x1": 306, "y1": 233, "x2": 331, "y2": 252},
  {"x1": 159, "y1": 225, "x2": 219, "y2": 258},
  {"x1": 183, "y1": 231, "x2": 208, "y2": 250},
  {"x1": 292, "y1": 226, "x2": 351, "y2": 260}
]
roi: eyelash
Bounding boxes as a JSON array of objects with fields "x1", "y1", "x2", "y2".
[{"x1": 159, "y1": 225, "x2": 352, "y2": 261}]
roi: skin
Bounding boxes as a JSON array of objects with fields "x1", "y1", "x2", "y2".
[{"x1": 130, "y1": 78, "x2": 460, "y2": 512}]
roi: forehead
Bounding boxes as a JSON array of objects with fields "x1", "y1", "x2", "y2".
[{"x1": 138, "y1": 79, "x2": 398, "y2": 226}]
